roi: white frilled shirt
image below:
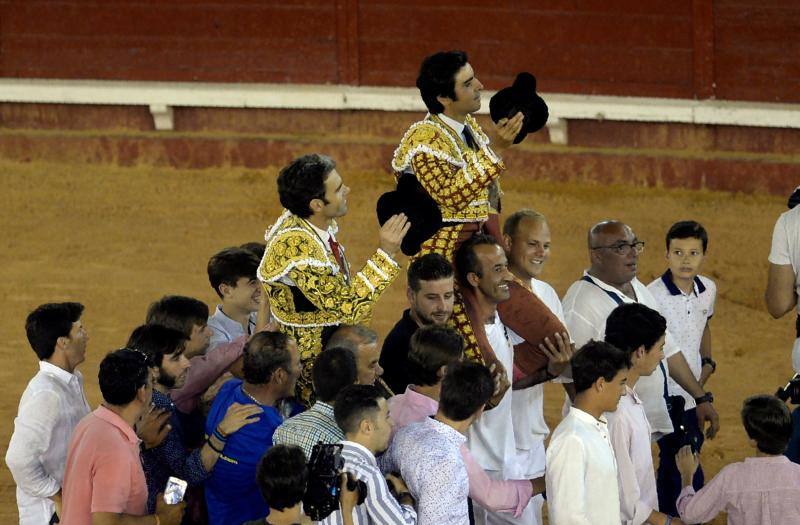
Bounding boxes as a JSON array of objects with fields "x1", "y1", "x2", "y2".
[
  {"x1": 546, "y1": 407, "x2": 621, "y2": 525},
  {"x1": 6, "y1": 361, "x2": 90, "y2": 524},
  {"x1": 562, "y1": 272, "x2": 680, "y2": 439}
]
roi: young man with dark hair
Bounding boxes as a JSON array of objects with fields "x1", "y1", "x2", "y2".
[
  {"x1": 380, "y1": 252, "x2": 455, "y2": 393},
  {"x1": 147, "y1": 295, "x2": 247, "y2": 445},
  {"x1": 382, "y1": 362, "x2": 494, "y2": 524},
  {"x1": 546, "y1": 341, "x2": 631, "y2": 525},
  {"x1": 604, "y1": 304, "x2": 679, "y2": 525},
  {"x1": 647, "y1": 220, "x2": 717, "y2": 515},
  {"x1": 260, "y1": 153, "x2": 409, "y2": 404},
  {"x1": 387, "y1": 325, "x2": 540, "y2": 519},
  {"x1": 207, "y1": 247, "x2": 262, "y2": 349},
  {"x1": 7, "y1": 302, "x2": 91, "y2": 524},
  {"x1": 204, "y1": 331, "x2": 302, "y2": 525},
  {"x1": 324, "y1": 384, "x2": 416, "y2": 525},
  {"x1": 273, "y1": 347, "x2": 358, "y2": 459},
  {"x1": 60, "y1": 348, "x2": 185, "y2": 525},
  {"x1": 246, "y1": 445, "x2": 358, "y2": 525},
  {"x1": 676, "y1": 395, "x2": 800, "y2": 524},
  {"x1": 128, "y1": 324, "x2": 262, "y2": 514}
]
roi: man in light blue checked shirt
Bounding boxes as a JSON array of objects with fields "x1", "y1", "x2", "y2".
[
  {"x1": 272, "y1": 347, "x2": 358, "y2": 459},
  {"x1": 323, "y1": 384, "x2": 417, "y2": 525}
]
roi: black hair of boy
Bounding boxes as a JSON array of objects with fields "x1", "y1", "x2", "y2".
[
  {"x1": 571, "y1": 340, "x2": 632, "y2": 394},
  {"x1": 665, "y1": 220, "x2": 708, "y2": 252},
  {"x1": 99, "y1": 348, "x2": 150, "y2": 405},
  {"x1": 406, "y1": 325, "x2": 464, "y2": 386},
  {"x1": 439, "y1": 361, "x2": 493, "y2": 421},
  {"x1": 741, "y1": 394, "x2": 793, "y2": 455},
  {"x1": 207, "y1": 247, "x2": 261, "y2": 298},
  {"x1": 604, "y1": 303, "x2": 667, "y2": 356},
  {"x1": 277, "y1": 154, "x2": 336, "y2": 219},
  {"x1": 25, "y1": 302, "x2": 85, "y2": 360},
  {"x1": 240, "y1": 241, "x2": 266, "y2": 260},
  {"x1": 243, "y1": 331, "x2": 292, "y2": 385},
  {"x1": 145, "y1": 295, "x2": 209, "y2": 337},
  {"x1": 416, "y1": 50, "x2": 469, "y2": 114},
  {"x1": 126, "y1": 324, "x2": 187, "y2": 369},
  {"x1": 407, "y1": 253, "x2": 454, "y2": 292},
  {"x1": 334, "y1": 384, "x2": 382, "y2": 435},
  {"x1": 255, "y1": 445, "x2": 309, "y2": 511},
  {"x1": 313, "y1": 347, "x2": 358, "y2": 403}
]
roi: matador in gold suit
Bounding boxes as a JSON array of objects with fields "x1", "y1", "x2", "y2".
[
  {"x1": 258, "y1": 210, "x2": 400, "y2": 403},
  {"x1": 392, "y1": 112, "x2": 506, "y2": 365}
]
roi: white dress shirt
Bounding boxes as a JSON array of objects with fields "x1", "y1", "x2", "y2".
[
  {"x1": 606, "y1": 386, "x2": 658, "y2": 525},
  {"x1": 546, "y1": 407, "x2": 621, "y2": 525},
  {"x1": 6, "y1": 361, "x2": 90, "y2": 524},
  {"x1": 561, "y1": 272, "x2": 679, "y2": 438},
  {"x1": 769, "y1": 205, "x2": 800, "y2": 371},
  {"x1": 648, "y1": 271, "x2": 716, "y2": 409},
  {"x1": 467, "y1": 315, "x2": 517, "y2": 474},
  {"x1": 207, "y1": 305, "x2": 257, "y2": 351},
  {"x1": 383, "y1": 417, "x2": 469, "y2": 525}
]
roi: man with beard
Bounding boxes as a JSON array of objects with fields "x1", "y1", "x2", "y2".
[
  {"x1": 128, "y1": 324, "x2": 263, "y2": 515},
  {"x1": 379, "y1": 253, "x2": 455, "y2": 393},
  {"x1": 561, "y1": 221, "x2": 720, "y2": 445}
]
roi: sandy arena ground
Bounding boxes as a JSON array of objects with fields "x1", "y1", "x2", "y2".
[{"x1": 0, "y1": 159, "x2": 794, "y2": 523}]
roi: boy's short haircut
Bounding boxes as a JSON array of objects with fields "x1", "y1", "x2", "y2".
[
  {"x1": 665, "y1": 220, "x2": 709, "y2": 252},
  {"x1": 571, "y1": 340, "x2": 631, "y2": 394},
  {"x1": 741, "y1": 394, "x2": 793, "y2": 455},
  {"x1": 407, "y1": 325, "x2": 464, "y2": 387},
  {"x1": 407, "y1": 253, "x2": 454, "y2": 292},
  {"x1": 207, "y1": 247, "x2": 261, "y2": 298},
  {"x1": 126, "y1": 324, "x2": 188, "y2": 368},
  {"x1": 416, "y1": 50, "x2": 469, "y2": 114},
  {"x1": 604, "y1": 303, "x2": 667, "y2": 356},
  {"x1": 256, "y1": 445, "x2": 308, "y2": 511},
  {"x1": 439, "y1": 361, "x2": 494, "y2": 421},
  {"x1": 99, "y1": 348, "x2": 150, "y2": 406},
  {"x1": 25, "y1": 302, "x2": 85, "y2": 360},
  {"x1": 240, "y1": 241, "x2": 266, "y2": 260},
  {"x1": 145, "y1": 295, "x2": 209, "y2": 337},
  {"x1": 313, "y1": 347, "x2": 358, "y2": 403},
  {"x1": 277, "y1": 154, "x2": 337, "y2": 219},
  {"x1": 334, "y1": 384, "x2": 382, "y2": 435}
]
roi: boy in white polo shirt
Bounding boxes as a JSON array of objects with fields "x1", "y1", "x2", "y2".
[
  {"x1": 605, "y1": 303, "x2": 681, "y2": 525},
  {"x1": 647, "y1": 220, "x2": 717, "y2": 515}
]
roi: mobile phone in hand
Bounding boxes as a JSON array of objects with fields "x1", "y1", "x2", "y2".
[{"x1": 163, "y1": 477, "x2": 188, "y2": 505}]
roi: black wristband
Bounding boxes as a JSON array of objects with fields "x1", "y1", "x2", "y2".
[
  {"x1": 207, "y1": 437, "x2": 225, "y2": 454},
  {"x1": 695, "y1": 391, "x2": 714, "y2": 405},
  {"x1": 701, "y1": 357, "x2": 716, "y2": 373}
]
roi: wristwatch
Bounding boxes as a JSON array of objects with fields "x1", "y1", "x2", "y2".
[
  {"x1": 701, "y1": 357, "x2": 717, "y2": 373},
  {"x1": 695, "y1": 391, "x2": 714, "y2": 405}
]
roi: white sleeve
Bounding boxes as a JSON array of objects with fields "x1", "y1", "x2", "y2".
[
  {"x1": 608, "y1": 416, "x2": 652, "y2": 525},
  {"x1": 546, "y1": 435, "x2": 591, "y2": 525},
  {"x1": 5, "y1": 391, "x2": 62, "y2": 499},
  {"x1": 769, "y1": 213, "x2": 791, "y2": 265}
]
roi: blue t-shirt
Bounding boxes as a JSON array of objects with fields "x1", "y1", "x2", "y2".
[{"x1": 204, "y1": 379, "x2": 283, "y2": 525}]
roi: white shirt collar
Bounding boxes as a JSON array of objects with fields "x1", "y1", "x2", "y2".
[
  {"x1": 307, "y1": 220, "x2": 333, "y2": 243},
  {"x1": 437, "y1": 112, "x2": 466, "y2": 136},
  {"x1": 39, "y1": 360, "x2": 78, "y2": 385},
  {"x1": 569, "y1": 406, "x2": 608, "y2": 427}
]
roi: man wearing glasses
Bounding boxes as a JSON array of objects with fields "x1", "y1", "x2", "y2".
[{"x1": 562, "y1": 221, "x2": 720, "y2": 447}]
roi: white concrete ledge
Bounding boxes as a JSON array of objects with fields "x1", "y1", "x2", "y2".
[{"x1": 2, "y1": 78, "x2": 799, "y2": 141}]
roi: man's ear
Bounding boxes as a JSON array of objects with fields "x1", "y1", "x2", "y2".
[
  {"x1": 55, "y1": 336, "x2": 69, "y2": 352},
  {"x1": 634, "y1": 345, "x2": 646, "y2": 362},
  {"x1": 436, "y1": 94, "x2": 453, "y2": 111},
  {"x1": 406, "y1": 287, "x2": 415, "y2": 305},
  {"x1": 502, "y1": 234, "x2": 513, "y2": 251},
  {"x1": 436, "y1": 364, "x2": 448, "y2": 380},
  {"x1": 466, "y1": 271, "x2": 481, "y2": 288},
  {"x1": 594, "y1": 376, "x2": 607, "y2": 393},
  {"x1": 358, "y1": 417, "x2": 372, "y2": 436},
  {"x1": 308, "y1": 198, "x2": 325, "y2": 215},
  {"x1": 218, "y1": 282, "x2": 231, "y2": 298}
]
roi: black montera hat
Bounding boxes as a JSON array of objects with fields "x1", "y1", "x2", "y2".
[
  {"x1": 489, "y1": 72, "x2": 549, "y2": 144},
  {"x1": 376, "y1": 173, "x2": 443, "y2": 257}
]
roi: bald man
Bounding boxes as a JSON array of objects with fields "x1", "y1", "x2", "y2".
[{"x1": 561, "y1": 221, "x2": 719, "y2": 444}]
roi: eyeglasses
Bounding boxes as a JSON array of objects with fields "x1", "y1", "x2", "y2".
[{"x1": 590, "y1": 241, "x2": 645, "y2": 256}]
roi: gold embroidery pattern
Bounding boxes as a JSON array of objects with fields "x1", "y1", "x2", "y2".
[{"x1": 260, "y1": 213, "x2": 400, "y2": 404}]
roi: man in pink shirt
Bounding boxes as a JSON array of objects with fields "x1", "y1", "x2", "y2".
[
  {"x1": 676, "y1": 395, "x2": 800, "y2": 525},
  {"x1": 387, "y1": 325, "x2": 542, "y2": 517},
  {"x1": 61, "y1": 348, "x2": 185, "y2": 525}
]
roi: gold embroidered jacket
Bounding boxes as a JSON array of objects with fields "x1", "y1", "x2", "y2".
[
  {"x1": 391, "y1": 113, "x2": 505, "y2": 223},
  {"x1": 258, "y1": 210, "x2": 400, "y2": 402}
]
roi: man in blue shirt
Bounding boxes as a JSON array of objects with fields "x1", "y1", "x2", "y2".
[{"x1": 205, "y1": 331, "x2": 302, "y2": 525}]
